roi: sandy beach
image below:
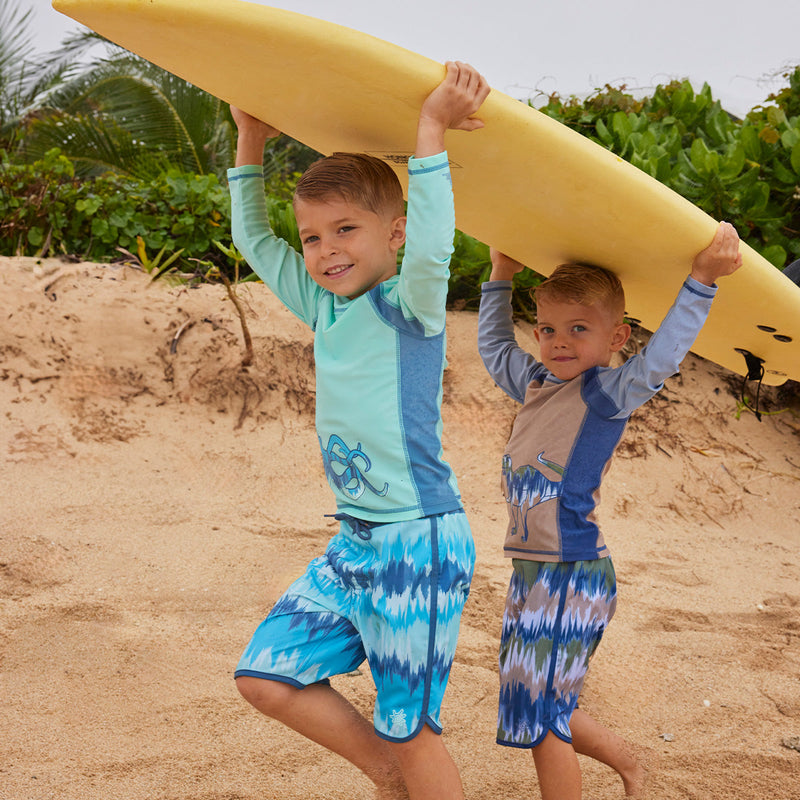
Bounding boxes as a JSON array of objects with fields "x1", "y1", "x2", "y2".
[{"x1": 2, "y1": 255, "x2": 799, "y2": 800}]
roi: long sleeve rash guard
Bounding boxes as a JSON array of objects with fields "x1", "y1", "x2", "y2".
[
  {"x1": 478, "y1": 276, "x2": 716, "y2": 561},
  {"x1": 228, "y1": 152, "x2": 463, "y2": 522}
]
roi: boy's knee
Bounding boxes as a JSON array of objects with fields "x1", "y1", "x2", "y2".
[
  {"x1": 389, "y1": 723, "x2": 442, "y2": 759},
  {"x1": 235, "y1": 675, "x2": 294, "y2": 716}
]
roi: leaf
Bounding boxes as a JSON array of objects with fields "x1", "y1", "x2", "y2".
[
  {"x1": 743, "y1": 181, "x2": 770, "y2": 213},
  {"x1": 720, "y1": 144, "x2": 746, "y2": 180},
  {"x1": 759, "y1": 126, "x2": 780, "y2": 145},
  {"x1": 792, "y1": 142, "x2": 800, "y2": 176},
  {"x1": 595, "y1": 118, "x2": 613, "y2": 147},
  {"x1": 612, "y1": 111, "x2": 633, "y2": 143},
  {"x1": 773, "y1": 160, "x2": 798, "y2": 185},
  {"x1": 689, "y1": 138, "x2": 709, "y2": 172},
  {"x1": 149, "y1": 248, "x2": 185, "y2": 281},
  {"x1": 136, "y1": 234, "x2": 148, "y2": 266},
  {"x1": 766, "y1": 106, "x2": 787, "y2": 127},
  {"x1": 780, "y1": 127, "x2": 800, "y2": 149},
  {"x1": 708, "y1": 109, "x2": 732, "y2": 144},
  {"x1": 739, "y1": 125, "x2": 762, "y2": 162},
  {"x1": 761, "y1": 244, "x2": 787, "y2": 267}
]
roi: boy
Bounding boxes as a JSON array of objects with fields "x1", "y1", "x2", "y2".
[
  {"x1": 478, "y1": 224, "x2": 742, "y2": 800},
  {"x1": 228, "y1": 62, "x2": 489, "y2": 800}
]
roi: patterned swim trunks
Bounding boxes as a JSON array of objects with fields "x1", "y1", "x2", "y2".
[
  {"x1": 235, "y1": 510, "x2": 475, "y2": 742},
  {"x1": 497, "y1": 557, "x2": 617, "y2": 747}
]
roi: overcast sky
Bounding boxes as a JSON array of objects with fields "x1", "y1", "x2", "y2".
[{"x1": 31, "y1": 0, "x2": 800, "y2": 117}]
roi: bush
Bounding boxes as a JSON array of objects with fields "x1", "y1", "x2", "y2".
[
  {"x1": 1, "y1": 148, "x2": 230, "y2": 263},
  {"x1": 0, "y1": 147, "x2": 305, "y2": 276}
]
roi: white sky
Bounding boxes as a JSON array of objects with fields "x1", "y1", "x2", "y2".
[{"x1": 30, "y1": 0, "x2": 800, "y2": 117}]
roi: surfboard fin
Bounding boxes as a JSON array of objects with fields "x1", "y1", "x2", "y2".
[{"x1": 734, "y1": 348, "x2": 765, "y2": 422}]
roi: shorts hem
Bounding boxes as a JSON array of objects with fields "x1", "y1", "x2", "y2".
[
  {"x1": 496, "y1": 726, "x2": 572, "y2": 749},
  {"x1": 233, "y1": 670, "x2": 330, "y2": 688},
  {"x1": 376, "y1": 716, "x2": 443, "y2": 744}
]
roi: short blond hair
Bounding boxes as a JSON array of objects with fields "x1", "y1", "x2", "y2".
[
  {"x1": 294, "y1": 152, "x2": 405, "y2": 219},
  {"x1": 534, "y1": 263, "x2": 626, "y2": 323}
]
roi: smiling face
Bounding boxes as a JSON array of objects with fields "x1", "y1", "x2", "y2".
[
  {"x1": 534, "y1": 298, "x2": 631, "y2": 381},
  {"x1": 294, "y1": 195, "x2": 406, "y2": 299}
]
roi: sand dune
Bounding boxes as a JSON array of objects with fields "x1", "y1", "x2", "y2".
[{"x1": 2, "y1": 255, "x2": 799, "y2": 799}]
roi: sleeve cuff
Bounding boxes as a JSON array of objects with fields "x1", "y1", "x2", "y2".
[
  {"x1": 227, "y1": 165, "x2": 264, "y2": 181},
  {"x1": 408, "y1": 151, "x2": 450, "y2": 174},
  {"x1": 481, "y1": 280, "x2": 513, "y2": 292},
  {"x1": 684, "y1": 274, "x2": 718, "y2": 298}
]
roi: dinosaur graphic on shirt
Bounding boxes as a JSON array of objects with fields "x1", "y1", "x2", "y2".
[{"x1": 502, "y1": 452, "x2": 565, "y2": 542}]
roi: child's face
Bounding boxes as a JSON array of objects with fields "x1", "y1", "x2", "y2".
[
  {"x1": 294, "y1": 195, "x2": 406, "y2": 299},
  {"x1": 534, "y1": 298, "x2": 631, "y2": 381}
]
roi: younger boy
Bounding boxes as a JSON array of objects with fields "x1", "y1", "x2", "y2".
[
  {"x1": 228, "y1": 62, "x2": 489, "y2": 800},
  {"x1": 478, "y1": 224, "x2": 742, "y2": 799}
]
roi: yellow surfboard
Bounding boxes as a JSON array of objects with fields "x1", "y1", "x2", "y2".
[{"x1": 54, "y1": 0, "x2": 800, "y2": 384}]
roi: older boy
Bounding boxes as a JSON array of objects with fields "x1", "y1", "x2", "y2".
[
  {"x1": 228, "y1": 62, "x2": 489, "y2": 800},
  {"x1": 478, "y1": 223, "x2": 741, "y2": 799}
]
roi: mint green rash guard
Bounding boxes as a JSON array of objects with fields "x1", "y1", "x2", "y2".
[{"x1": 228, "y1": 152, "x2": 463, "y2": 522}]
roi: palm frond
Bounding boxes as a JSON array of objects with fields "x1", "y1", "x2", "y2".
[{"x1": 0, "y1": 0, "x2": 35, "y2": 127}]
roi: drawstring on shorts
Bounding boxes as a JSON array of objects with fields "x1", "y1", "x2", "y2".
[{"x1": 327, "y1": 512, "x2": 375, "y2": 540}]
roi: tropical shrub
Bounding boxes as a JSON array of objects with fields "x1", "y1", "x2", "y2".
[{"x1": 0, "y1": 147, "x2": 302, "y2": 274}]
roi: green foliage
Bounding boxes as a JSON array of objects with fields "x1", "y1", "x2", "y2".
[
  {"x1": 118, "y1": 235, "x2": 185, "y2": 280},
  {"x1": 446, "y1": 231, "x2": 543, "y2": 316},
  {"x1": 18, "y1": 57, "x2": 238, "y2": 181},
  {"x1": 0, "y1": 0, "x2": 35, "y2": 140},
  {"x1": 1, "y1": 147, "x2": 227, "y2": 264},
  {"x1": 447, "y1": 231, "x2": 490, "y2": 310},
  {"x1": 0, "y1": 146, "x2": 308, "y2": 278},
  {"x1": 265, "y1": 195, "x2": 302, "y2": 253}
]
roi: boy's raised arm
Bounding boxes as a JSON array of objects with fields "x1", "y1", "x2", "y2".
[
  {"x1": 228, "y1": 105, "x2": 322, "y2": 325},
  {"x1": 231, "y1": 106, "x2": 281, "y2": 166},
  {"x1": 397, "y1": 62, "x2": 488, "y2": 333},
  {"x1": 415, "y1": 61, "x2": 490, "y2": 157},
  {"x1": 489, "y1": 248, "x2": 526, "y2": 282}
]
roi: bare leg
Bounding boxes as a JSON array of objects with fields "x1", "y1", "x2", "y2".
[
  {"x1": 389, "y1": 725, "x2": 464, "y2": 800},
  {"x1": 531, "y1": 731, "x2": 581, "y2": 800},
  {"x1": 570, "y1": 708, "x2": 648, "y2": 798},
  {"x1": 236, "y1": 676, "x2": 407, "y2": 799}
]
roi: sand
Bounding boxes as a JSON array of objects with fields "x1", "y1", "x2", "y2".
[{"x1": 2, "y1": 255, "x2": 799, "y2": 800}]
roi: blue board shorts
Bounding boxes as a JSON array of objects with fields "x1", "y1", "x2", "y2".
[
  {"x1": 497, "y1": 557, "x2": 617, "y2": 748},
  {"x1": 235, "y1": 510, "x2": 475, "y2": 742}
]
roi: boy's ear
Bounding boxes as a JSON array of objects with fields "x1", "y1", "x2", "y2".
[
  {"x1": 389, "y1": 216, "x2": 407, "y2": 252},
  {"x1": 610, "y1": 322, "x2": 632, "y2": 352}
]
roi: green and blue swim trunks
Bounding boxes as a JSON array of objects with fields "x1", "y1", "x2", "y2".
[{"x1": 497, "y1": 557, "x2": 617, "y2": 747}]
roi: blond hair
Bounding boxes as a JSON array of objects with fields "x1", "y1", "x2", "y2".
[
  {"x1": 294, "y1": 153, "x2": 405, "y2": 219},
  {"x1": 534, "y1": 263, "x2": 626, "y2": 323}
]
